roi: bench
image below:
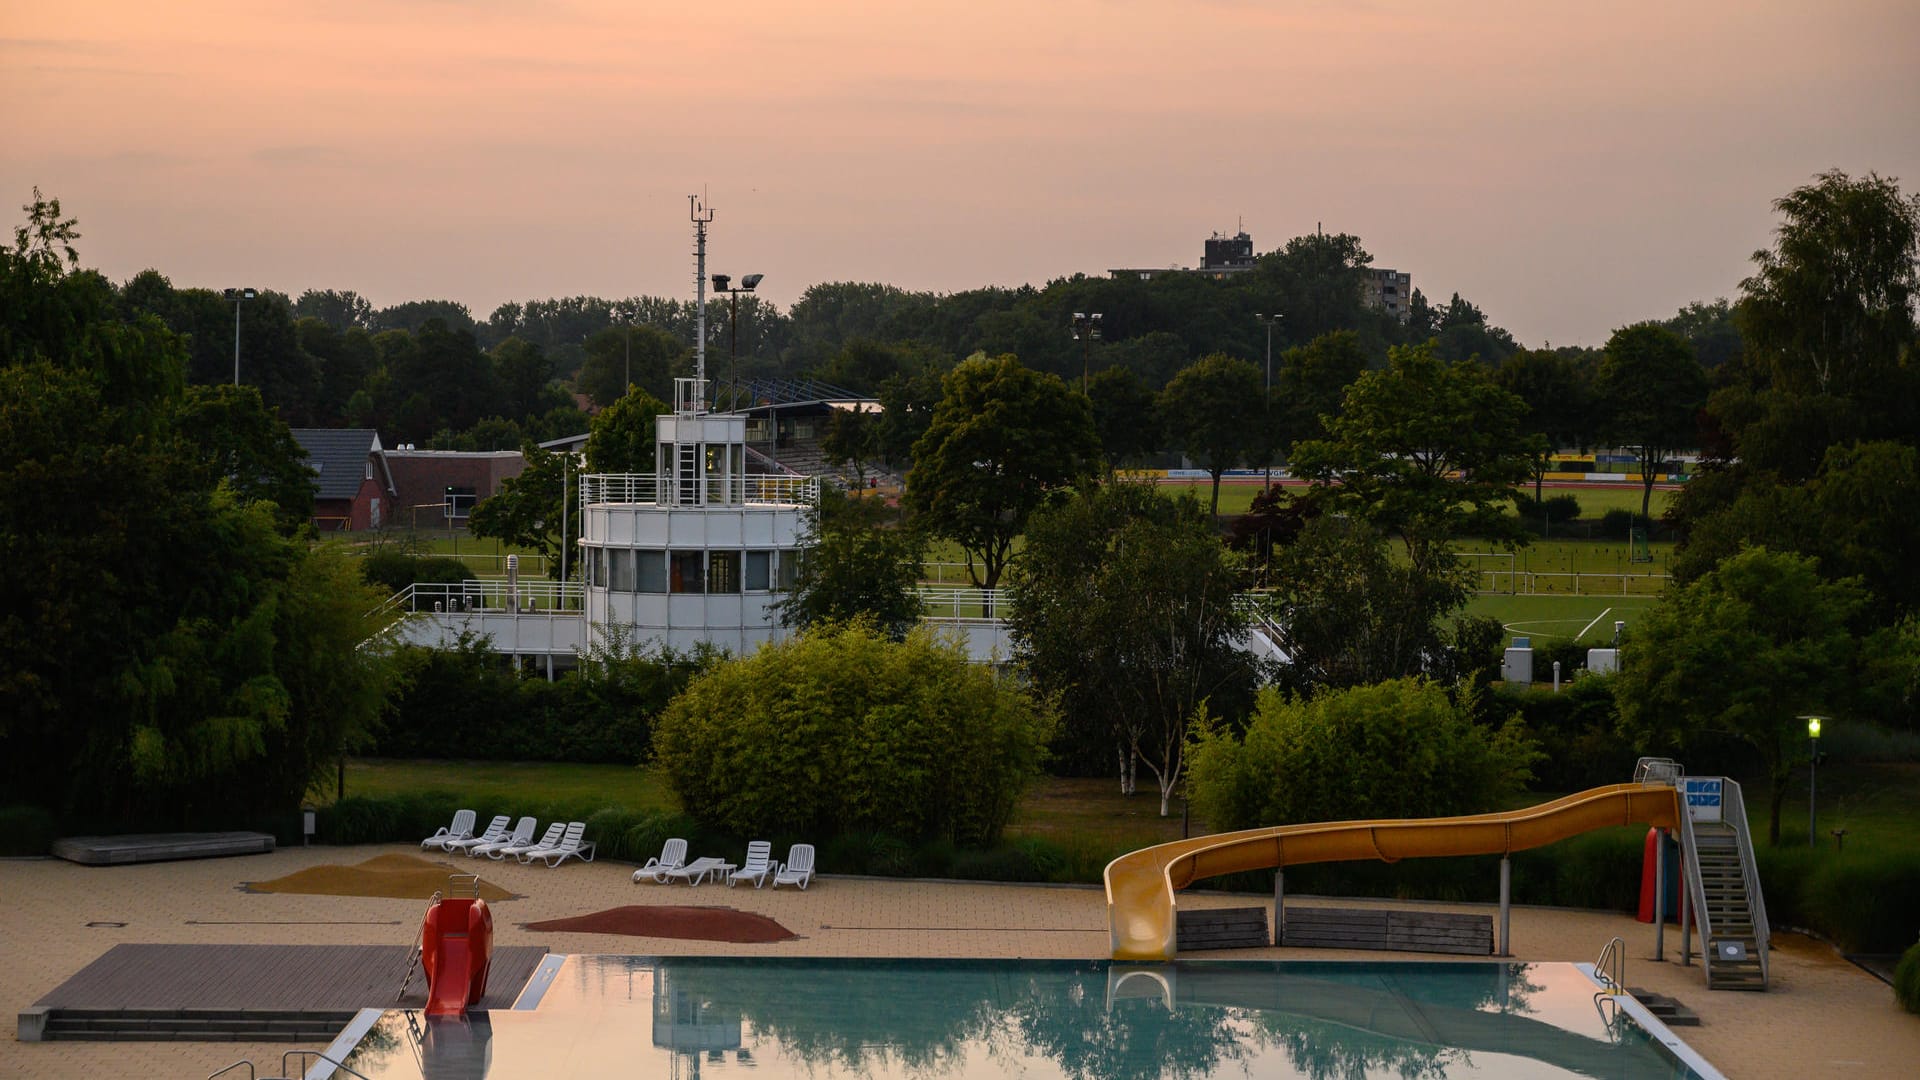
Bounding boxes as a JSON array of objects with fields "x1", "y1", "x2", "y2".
[
  {"x1": 1175, "y1": 906, "x2": 1270, "y2": 951},
  {"x1": 1280, "y1": 907, "x2": 1493, "y2": 955}
]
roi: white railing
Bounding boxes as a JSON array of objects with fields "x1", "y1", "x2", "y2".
[
  {"x1": 1721, "y1": 779, "x2": 1771, "y2": 985},
  {"x1": 372, "y1": 580, "x2": 586, "y2": 618},
  {"x1": 916, "y1": 587, "x2": 1007, "y2": 621},
  {"x1": 578, "y1": 472, "x2": 819, "y2": 509}
]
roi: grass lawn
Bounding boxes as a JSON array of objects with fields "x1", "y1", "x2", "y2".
[
  {"x1": 330, "y1": 758, "x2": 678, "y2": 812},
  {"x1": 1464, "y1": 593, "x2": 1661, "y2": 644},
  {"x1": 1005, "y1": 777, "x2": 1188, "y2": 854}
]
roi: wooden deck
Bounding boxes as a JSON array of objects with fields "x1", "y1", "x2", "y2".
[
  {"x1": 34, "y1": 944, "x2": 548, "y2": 1012},
  {"x1": 51, "y1": 833, "x2": 276, "y2": 865}
]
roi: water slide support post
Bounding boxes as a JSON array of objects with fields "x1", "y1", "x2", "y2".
[
  {"x1": 1272, "y1": 871, "x2": 1284, "y2": 946},
  {"x1": 1654, "y1": 828, "x2": 1668, "y2": 961},
  {"x1": 1497, "y1": 857, "x2": 1511, "y2": 957}
]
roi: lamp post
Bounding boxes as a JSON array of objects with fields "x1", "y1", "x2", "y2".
[
  {"x1": 1255, "y1": 313, "x2": 1282, "y2": 488},
  {"x1": 1804, "y1": 715, "x2": 1824, "y2": 847},
  {"x1": 710, "y1": 273, "x2": 763, "y2": 402},
  {"x1": 223, "y1": 287, "x2": 257, "y2": 385},
  {"x1": 1071, "y1": 312, "x2": 1102, "y2": 395}
]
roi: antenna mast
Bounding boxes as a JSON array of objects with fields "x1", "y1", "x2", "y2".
[{"x1": 690, "y1": 194, "x2": 714, "y2": 411}]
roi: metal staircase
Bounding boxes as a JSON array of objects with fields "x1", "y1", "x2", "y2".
[{"x1": 1673, "y1": 775, "x2": 1770, "y2": 990}]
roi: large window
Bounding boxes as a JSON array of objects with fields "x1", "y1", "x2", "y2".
[
  {"x1": 610, "y1": 549, "x2": 635, "y2": 593},
  {"x1": 744, "y1": 551, "x2": 771, "y2": 591},
  {"x1": 670, "y1": 551, "x2": 705, "y2": 594},
  {"x1": 709, "y1": 551, "x2": 741, "y2": 594},
  {"x1": 776, "y1": 548, "x2": 799, "y2": 591},
  {"x1": 637, "y1": 550, "x2": 666, "y2": 593}
]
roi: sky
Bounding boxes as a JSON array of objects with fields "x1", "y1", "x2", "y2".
[{"x1": 4, "y1": 0, "x2": 1917, "y2": 347}]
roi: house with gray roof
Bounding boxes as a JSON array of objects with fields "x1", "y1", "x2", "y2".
[{"x1": 288, "y1": 429, "x2": 396, "y2": 531}]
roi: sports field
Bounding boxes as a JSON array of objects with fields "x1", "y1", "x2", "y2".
[
  {"x1": 1154, "y1": 479, "x2": 1675, "y2": 521},
  {"x1": 1464, "y1": 593, "x2": 1661, "y2": 645}
]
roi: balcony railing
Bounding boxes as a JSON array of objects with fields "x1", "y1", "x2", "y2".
[
  {"x1": 370, "y1": 580, "x2": 587, "y2": 620},
  {"x1": 578, "y1": 473, "x2": 819, "y2": 510}
]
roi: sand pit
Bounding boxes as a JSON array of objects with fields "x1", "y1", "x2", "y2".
[
  {"x1": 247, "y1": 853, "x2": 515, "y2": 901},
  {"x1": 524, "y1": 905, "x2": 799, "y2": 943}
]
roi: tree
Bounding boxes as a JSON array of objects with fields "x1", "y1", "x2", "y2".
[
  {"x1": 1741, "y1": 170, "x2": 1919, "y2": 406},
  {"x1": 1495, "y1": 348, "x2": 1593, "y2": 506},
  {"x1": 1614, "y1": 547, "x2": 1874, "y2": 844},
  {"x1": 468, "y1": 442, "x2": 573, "y2": 577},
  {"x1": 171, "y1": 383, "x2": 317, "y2": 534},
  {"x1": 905, "y1": 354, "x2": 1098, "y2": 588},
  {"x1": 776, "y1": 487, "x2": 925, "y2": 638},
  {"x1": 582, "y1": 386, "x2": 667, "y2": 475},
  {"x1": 654, "y1": 620, "x2": 1054, "y2": 845},
  {"x1": 821, "y1": 403, "x2": 882, "y2": 487},
  {"x1": 1594, "y1": 324, "x2": 1707, "y2": 525},
  {"x1": 1086, "y1": 365, "x2": 1160, "y2": 470},
  {"x1": 490, "y1": 336, "x2": 557, "y2": 422},
  {"x1": 578, "y1": 323, "x2": 685, "y2": 407},
  {"x1": 1157, "y1": 354, "x2": 1264, "y2": 516},
  {"x1": 1252, "y1": 231, "x2": 1373, "y2": 342},
  {"x1": 1274, "y1": 330, "x2": 1366, "y2": 450},
  {"x1": 1290, "y1": 341, "x2": 1535, "y2": 574},
  {"x1": 1008, "y1": 482, "x2": 1255, "y2": 812},
  {"x1": 1187, "y1": 678, "x2": 1538, "y2": 832},
  {"x1": 1258, "y1": 516, "x2": 1478, "y2": 692},
  {"x1": 294, "y1": 289, "x2": 375, "y2": 333}
]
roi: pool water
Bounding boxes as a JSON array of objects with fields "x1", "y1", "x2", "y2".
[{"x1": 333, "y1": 957, "x2": 1709, "y2": 1079}]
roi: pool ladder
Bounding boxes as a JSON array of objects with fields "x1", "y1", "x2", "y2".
[
  {"x1": 206, "y1": 1049, "x2": 372, "y2": 1080},
  {"x1": 1593, "y1": 935, "x2": 1626, "y2": 994}
]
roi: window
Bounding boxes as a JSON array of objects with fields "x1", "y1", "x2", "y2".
[
  {"x1": 776, "y1": 549, "x2": 799, "y2": 591},
  {"x1": 670, "y1": 551, "x2": 705, "y2": 594},
  {"x1": 443, "y1": 485, "x2": 477, "y2": 521},
  {"x1": 637, "y1": 550, "x2": 666, "y2": 593},
  {"x1": 610, "y1": 549, "x2": 635, "y2": 592},
  {"x1": 709, "y1": 551, "x2": 741, "y2": 594},
  {"x1": 744, "y1": 551, "x2": 771, "y2": 591}
]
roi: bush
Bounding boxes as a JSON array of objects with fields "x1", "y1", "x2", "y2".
[
  {"x1": 1598, "y1": 508, "x2": 1638, "y2": 540},
  {"x1": 360, "y1": 550, "x2": 476, "y2": 595},
  {"x1": 1897, "y1": 942, "x2": 1920, "y2": 1014},
  {"x1": 654, "y1": 621, "x2": 1055, "y2": 846},
  {"x1": 1797, "y1": 850, "x2": 1920, "y2": 952},
  {"x1": 1187, "y1": 678, "x2": 1540, "y2": 832},
  {"x1": 1482, "y1": 678, "x2": 1640, "y2": 792},
  {"x1": 0, "y1": 805, "x2": 58, "y2": 856},
  {"x1": 1514, "y1": 492, "x2": 1583, "y2": 524}
]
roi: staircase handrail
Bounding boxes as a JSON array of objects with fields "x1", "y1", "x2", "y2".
[
  {"x1": 1672, "y1": 777, "x2": 1716, "y2": 986},
  {"x1": 283, "y1": 1049, "x2": 374, "y2": 1080},
  {"x1": 1721, "y1": 779, "x2": 1770, "y2": 985}
]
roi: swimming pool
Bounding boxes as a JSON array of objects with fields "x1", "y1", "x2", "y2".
[{"x1": 323, "y1": 957, "x2": 1718, "y2": 1079}]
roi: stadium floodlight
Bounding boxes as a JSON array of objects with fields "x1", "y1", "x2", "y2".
[{"x1": 223, "y1": 287, "x2": 257, "y2": 385}]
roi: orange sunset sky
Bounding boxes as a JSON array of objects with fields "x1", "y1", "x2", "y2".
[{"x1": 4, "y1": 0, "x2": 1917, "y2": 345}]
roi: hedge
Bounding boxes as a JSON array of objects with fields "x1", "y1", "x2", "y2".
[{"x1": 1896, "y1": 942, "x2": 1920, "y2": 1014}]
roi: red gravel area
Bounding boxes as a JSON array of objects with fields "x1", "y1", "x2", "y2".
[{"x1": 524, "y1": 905, "x2": 799, "y2": 943}]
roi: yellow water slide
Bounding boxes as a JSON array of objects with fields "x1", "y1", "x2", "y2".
[{"x1": 1106, "y1": 783, "x2": 1681, "y2": 962}]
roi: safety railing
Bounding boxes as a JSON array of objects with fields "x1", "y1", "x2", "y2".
[
  {"x1": 1721, "y1": 779, "x2": 1771, "y2": 984},
  {"x1": 915, "y1": 587, "x2": 1007, "y2": 621},
  {"x1": 368, "y1": 581, "x2": 586, "y2": 621},
  {"x1": 578, "y1": 472, "x2": 819, "y2": 509},
  {"x1": 283, "y1": 1049, "x2": 373, "y2": 1080},
  {"x1": 1594, "y1": 935, "x2": 1626, "y2": 994}
]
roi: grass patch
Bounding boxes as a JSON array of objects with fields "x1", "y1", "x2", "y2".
[
  {"x1": 1464, "y1": 594, "x2": 1662, "y2": 644},
  {"x1": 327, "y1": 759, "x2": 678, "y2": 813}
]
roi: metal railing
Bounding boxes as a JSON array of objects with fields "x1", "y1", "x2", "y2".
[
  {"x1": 1722, "y1": 779, "x2": 1771, "y2": 985},
  {"x1": 916, "y1": 587, "x2": 1007, "y2": 621},
  {"x1": 1594, "y1": 935, "x2": 1626, "y2": 994},
  {"x1": 369, "y1": 581, "x2": 586, "y2": 620},
  {"x1": 578, "y1": 472, "x2": 818, "y2": 509}
]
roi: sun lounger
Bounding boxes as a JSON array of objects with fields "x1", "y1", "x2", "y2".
[
  {"x1": 660, "y1": 856, "x2": 732, "y2": 886},
  {"x1": 727, "y1": 841, "x2": 775, "y2": 888},
  {"x1": 520, "y1": 821, "x2": 595, "y2": 867},
  {"x1": 772, "y1": 843, "x2": 816, "y2": 890},
  {"x1": 633, "y1": 838, "x2": 689, "y2": 884},
  {"x1": 420, "y1": 809, "x2": 477, "y2": 851},
  {"x1": 493, "y1": 820, "x2": 564, "y2": 860},
  {"x1": 446, "y1": 815, "x2": 510, "y2": 855},
  {"x1": 468, "y1": 816, "x2": 535, "y2": 859}
]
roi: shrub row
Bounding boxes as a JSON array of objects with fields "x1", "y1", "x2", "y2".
[
  {"x1": 1757, "y1": 844, "x2": 1920, "y2": 953},
  {"x1": 0, "y1": 805, "x2": 58, "y2": 856},
  {"x1": 359, "y1": 550, "x2": 476, "y2": 596},
  {"x1": 1897, "y1": 942, "x2": 1920, "y2": 1015}
]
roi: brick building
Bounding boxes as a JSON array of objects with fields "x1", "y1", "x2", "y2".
[
  {"x1": 289, "y1": 429, "x2": 396, "y2": 531},
  {"x1": 382, "y1": 448, "x2": 527, "y2": 530}
]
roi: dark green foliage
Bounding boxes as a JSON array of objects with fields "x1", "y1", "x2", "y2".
[
  {"x1": 0, "y1": 805, "x2": 57, "y2": 856},
  {"x1": 950, "y1": 838, "x2": 1068, "y2": 883},
  {"x1": 1483, "y1": 678, "x2": 1640, "y2": 792},
  {"x1": 654, "y1": 621, "x2": 1055, "y2": 845},
  {"x1": 1187, "y1": 679, "x2": 1539, "y2": 832},
  {"x1": 1157, "y1": 353, "x2": 1266, "y2": 516},
  {"x1": 358, "y1": 550, "x2": 476, "y2": 595},
  {"x1": 1598, "y1": 508, "x2": 1637, "y2": 540},
  {"x1": 1896, "y1": 941, "x2": 1920, "y2": 1014},
  {"x1": 1512, "y1": 492, "x2": 1582, "y2": 524},
  {"x1": 776, "y1": 487, "x2": 925, "y2": 639},
  {"x1": 375, "y1": 637, "x2": 700, "y2": 763},
  {"x1": 1796, "y1": 852, "x2": 1920, "y2": 952}
]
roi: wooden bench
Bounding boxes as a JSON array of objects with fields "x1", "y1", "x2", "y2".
[
  {"x1": 1280, "y1": 907, "x2": 1493, "y2": 955},
  {"x1": 1175, "y1": 906, "x2": 1270, "y2": 951}
]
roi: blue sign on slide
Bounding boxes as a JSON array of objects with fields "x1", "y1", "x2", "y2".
[{"x1": 1684, "y1": 778, "x2": 1723, "y2": 821}]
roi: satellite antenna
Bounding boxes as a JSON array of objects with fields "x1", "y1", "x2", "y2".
[{"x1": 690, "y1": 193, "x2": 715, "y2": 412}]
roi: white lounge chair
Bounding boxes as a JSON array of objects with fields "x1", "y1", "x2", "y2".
[
  {"x1": 633, "y1": 838, "x2": 689, "y2": 884},
  {"x1": 446, "y1": 815, "x2": 510, "y2": 855},
  {"x1": 521, "y1": 821, "x2": 595, "y2": 867},
  {"x1": 421, "y1": 809, "x2": 477, "y2": 851},
  {"x1": 727, "y1": 841, "x2": 775, "y2": 888},
  {"x1": 467, "y1": 816, "x2": 534, "y2": 858},
  {"x1": 771, "y1": 843, "x2": 815, "y2": 890},
  {"x1": 659, "y1": 856, "x2": 730, "y2": 886},
  {"x1": 493, "y1": 821, "x2": 563, "y2": 861}
]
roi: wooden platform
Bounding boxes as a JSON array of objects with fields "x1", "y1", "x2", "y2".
[
  {"x1": 1281, "y1": 907, "x2": 1494, "y2": 955},
  {"x1": 34, "y1": 943, "x2": 548, "y2": 1012},
  {"x1": 1176, "y1": 906, "x2": 1271, "y2": 950},
  {"x1": 51, "y1": 832, "x2": 276, "y2": 866}
]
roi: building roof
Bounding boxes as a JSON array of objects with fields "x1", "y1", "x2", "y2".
[{"x1": 288, "y1": 428, "x2": 395, "y2": 501}]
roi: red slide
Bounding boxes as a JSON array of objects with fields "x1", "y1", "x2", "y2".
[{"x1": 421, "y1": 896, "x2": 493, "y2": 1016}]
